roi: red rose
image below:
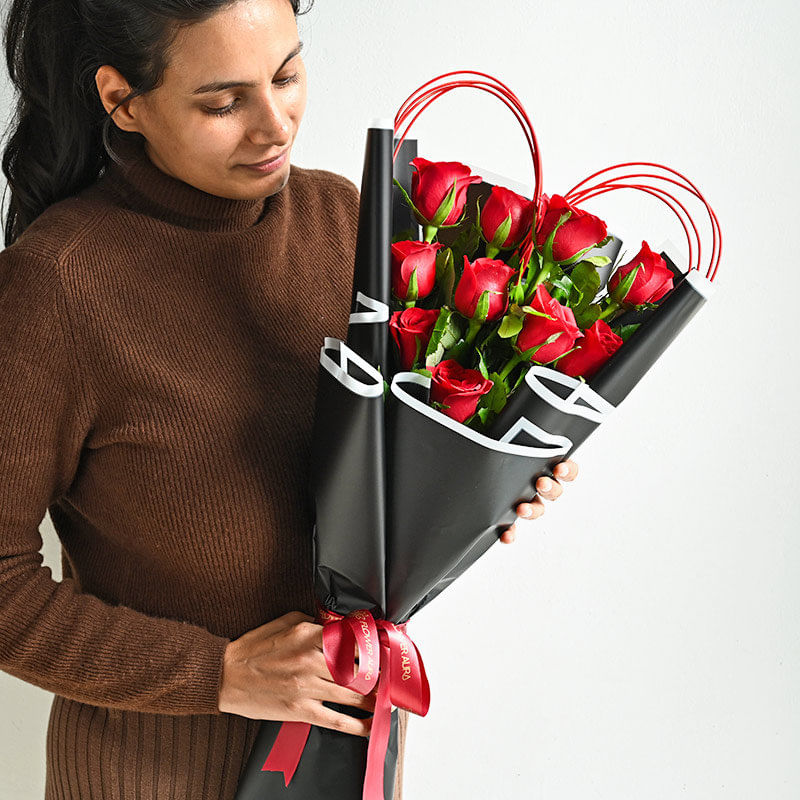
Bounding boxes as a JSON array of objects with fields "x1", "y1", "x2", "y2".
[
  {"x1": 535, "y1": 194, "x2": 607, "y2": 263},
  {"x1": 429, "y1": 359, "x2": 493, "y2": 423},
  {"x1": 480, "y1": 185, "x2": 536, "y2": 251},
  {"x1": 410, "y1": 157, "x2": 482, "y2": 228},
  {"x1": 454, "y1": 255, "x2": 516, "y2": 322},
  {"x1": 556, "y1": 319, "x2": 623, "y2": 380},
  {"x1": 608, "y1": 241, "x2": 674, "y2": 305},
  {"x1": 389, "y1": 307, "x2": 441, "y2": 370},
  {"x1": 516, "y1": 284, "x2": 581, "y2": 362},
  {"x1": 391, "y1": 240, "x2": 442, "y2": 302}
]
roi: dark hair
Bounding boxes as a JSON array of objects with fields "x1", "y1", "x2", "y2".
[{"x1": 0, "y1": 0, "x2": 313, "y2": 246}]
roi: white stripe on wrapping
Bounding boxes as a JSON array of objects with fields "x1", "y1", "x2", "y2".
[
  {"x1": 348, "y1": 292, "x2": 390, "y2": 325},
  {"x1": 520, "y1": 365, "x2": 616, "y2": 424},
  {"x1": 319, "y1": 337, "x2": 384, "y2": 398},
  {"x1": 390, "y1": 371, "x2": 572, "y2": 459}
]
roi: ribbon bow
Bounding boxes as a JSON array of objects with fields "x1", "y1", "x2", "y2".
[{"x1": 261, "y1": 608, "x2": 430, "y2": 799}]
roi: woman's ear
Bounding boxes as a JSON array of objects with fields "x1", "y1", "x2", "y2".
[{"x1": 94, "y1": 64, "x2": 146, "y2": 134}]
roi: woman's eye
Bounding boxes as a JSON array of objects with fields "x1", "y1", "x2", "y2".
[
  {"x1": 203, "y1": 75, "x2": 300, "y2": 116},
  {"x1": 204, "y1": 99, "x2": 240, "y2": 117},
  {"x1": 275, "y1": 73, "x2": 301, "y2": 88}
]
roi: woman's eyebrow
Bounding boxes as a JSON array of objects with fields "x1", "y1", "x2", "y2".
[{"x1": 190, "y1": 40, "x2": 303, "y2": 95}]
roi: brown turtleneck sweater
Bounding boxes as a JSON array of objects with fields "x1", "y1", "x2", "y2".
[{"x1": 0, "y1": 131, "x2": 407, "y2": 798}]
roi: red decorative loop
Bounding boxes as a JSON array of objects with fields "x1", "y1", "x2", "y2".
[
  {"x1": 564, "y1": 163, "x2": 722, "y2": 281},
  {"x1": 392, "y1": 70, "x2": 543, "y2": 206},
  {"x1": 261, "y1": 608, "x2": 430, "y2": 799}
]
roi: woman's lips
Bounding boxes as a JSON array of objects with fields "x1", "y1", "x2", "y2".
[{"x1": 240, "y1": 149, "x2": 289, "y2": 173}]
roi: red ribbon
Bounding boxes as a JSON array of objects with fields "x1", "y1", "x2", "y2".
[{"x1": 261, "y1": 607, "x2": 430, "y2": 799}]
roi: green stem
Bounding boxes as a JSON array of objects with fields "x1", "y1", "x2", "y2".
[
  {"x1": 404, "y1": 298, "x2": 416, "y2": 310},
  {"x1": 465, "y1": 318, "x2": 482, "y2": 345},
  {"x1": 597, "y1": 299, "x2": 620, "y2": 321},
  {"x1": 481, "y1": 328, "x2": 498, "y2": 349},
  {"x1": 485, "y1": 243, "x2": 500, "y2": 260},
  {"x1": 528, "y1": 258, "x2": 553, "y2": 296},
  {"x1": 499, "y1": 352, "x2": 524, "y2": 382},
  {"x1": 423, "y1": 224, "x2": 438, "y2": 243}
]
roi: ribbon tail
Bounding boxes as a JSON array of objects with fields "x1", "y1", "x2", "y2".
[
  {"x1": 362, "y1": 645, "x2": 393, "y2": 800},
  {"x1": 261, "y1": 721, "x2": 312, "y2": 787}
]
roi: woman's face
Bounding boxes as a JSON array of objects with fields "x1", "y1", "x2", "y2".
[{"x1": 97, "y1": 0, "x2": 306, "y2": 200}]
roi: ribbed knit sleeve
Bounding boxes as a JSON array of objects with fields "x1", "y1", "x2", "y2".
[{"x1": 0, "y1": 243, "x2": 230, "y2": 715}]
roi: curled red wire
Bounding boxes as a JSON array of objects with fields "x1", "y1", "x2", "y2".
[
  {"x1": 392, "y1": 70, "x2": 543, "y2": 205},
  {"x1": 565, "y1": 163, "x2": 721, "y2": 281}
]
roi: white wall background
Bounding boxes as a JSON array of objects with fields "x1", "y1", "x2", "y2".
[{"x1": 1, "y1": 0, "x2": 798, "y2": 797}]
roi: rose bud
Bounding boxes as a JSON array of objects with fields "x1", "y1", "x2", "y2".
[
  {"x1": 389, "y1": 307, "x2": 441, "y2": 370},
  {"x1": 535, "y1": 194, "x2": 608, "y2": 263},
  {"x1": 556, "y1": 319, "x2": 623, "y2": 380},
  {"x1": 429, "y1": 359, "x2": 494, "y2": 424},
  {"x1": 410, "y1": 157, "x2": 482, "y2": 229},
  {"x1": 608, "y1": 240, "x2": 674, "y2": 305},
  {"x1": 516, "y1": 284, "x2": 581, "y2": 363},
  {"x1": 391, "y1": 240, "x2": 443, "y2": 303},
  {"x1": 480, "y1": 185, "x2": 536, "y2": 256},
  {"x1": 454, "y1": 255, "x2": 517, "y2": 322}
]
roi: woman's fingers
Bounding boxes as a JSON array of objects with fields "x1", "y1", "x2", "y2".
[
  {"x1": 554, "y1": 458, "x2": 579, "y2": 482},
  {"x1": 502, "y1": 496, "x2": 546, "y2": 543},
  {"x1": 502, "y1": 460, "x2": 580, "y2": 544},
  {"x1": 310, "y1": 701, "x2": 373, "y2": 738},
  {"x1": 513, "y1": 496, "x2": 546, "y2": 523},
  {"x1": 317, "y1": 679, "x2": 378, "y2": 712},
  {"x1": 536, "y1": 474, "x2": 563, "y2": 501}
]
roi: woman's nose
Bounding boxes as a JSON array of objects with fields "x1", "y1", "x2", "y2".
[{"x1": 248, "y1": 93, "x2": 291, "y2": 145}]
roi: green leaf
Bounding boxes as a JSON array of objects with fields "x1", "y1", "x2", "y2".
[
  {"x1": 430, "y1": 179, "x2": 459, "y2": 227},
  {"x1": 516, "y1": 332, "x2": 562, "y2": 363},
  {"x1": 582, "y1": 255, "x2": 612, "y2": 268},
  {"x1": 482, "y1": 372, "x2": 510, "y2": 414},
  {"x1": 521, "y1": 306, "x2": 556, "y2": 320},
  {"x1": 569, "y1": 261, "x2": 602, "y2": 314},
  {"x1": 610, "y1": 263, "x2": 641, "y2": 304},
  {"x1": 498, "y1": 314, "x2": 524, "y2": 339},
  {"x1": 424, "y1": 307, "x2": 460, "y2": 368},
  {"x1": 406, "y1": 267, "x2": 419, "y2": 305},
  {"x1": 412, "y1": 366, "x2": 433, "y2": 378},
  {"x1": 488, "y1": 212, "x2": 513, "y2": 250},
  {"x1": 436, "y1": 248, "x2": 456, "y2": 306},
  {"x1": 613, "y1": 323, "x2": 641, "y2": 343},
  {"x1": 474, "y1": 290, "x2": 491, "y2": 324},
  {"x1": 549, "y1": 273, "x2": 575, "y2": 305},
  {"x1": 393, "y1": 178, "x2": 420, "y2": 220},
  {"x1": 450, "y1": 218, "x2": 482, "y2": 261},
  {"x1": 476, "y1": 347, "x2": 489, "y2": 379},
  {"x1": 574, "y1": 303, "x2": 602, "y2": 329},
  {"x1": 442, "y1": 338, "x2": 471, "y2": 364}
]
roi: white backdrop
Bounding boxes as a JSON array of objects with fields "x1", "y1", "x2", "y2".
[{"x1": 1, "y1": 0, "x2": 798, "y2": 798}]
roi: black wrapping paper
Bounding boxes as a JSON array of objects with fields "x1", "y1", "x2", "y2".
[
  {"x1": 235, "y1": 125, "x2": 401, "y2": 800},
  {"x1": 236, "y1": 122, "x2": 714, "y2": 799}
]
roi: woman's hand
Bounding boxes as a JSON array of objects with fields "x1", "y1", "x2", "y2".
[
  {"x1": 218, "y1": 611, "x2": 375, "y2": 737},
  {"x1": 500, "y1": 458, "x2": 579, "y2": 544}
]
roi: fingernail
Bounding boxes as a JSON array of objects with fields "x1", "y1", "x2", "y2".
[
  {"x1": 520, "y1": 506, "x2": 533, "y2": 518},
  {"x1": 539, "y1": 478, "x2": 551, "y2": 491}
]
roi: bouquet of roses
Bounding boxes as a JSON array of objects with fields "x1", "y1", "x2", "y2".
[
  {"x1": 235, "y1": 70, "x2": 721, "y2": 800},
  {"x1": 390, "y1": 135, "x2": 718, "y2": 436}
]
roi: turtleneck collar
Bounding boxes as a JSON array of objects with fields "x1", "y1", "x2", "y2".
[{"x1": 99, "y1": 131, "x2": 273, "y2": 232}]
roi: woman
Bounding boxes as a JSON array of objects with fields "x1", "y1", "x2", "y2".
[{"x1": 0, "y1": 0, "x2": 578, "y2": 796}]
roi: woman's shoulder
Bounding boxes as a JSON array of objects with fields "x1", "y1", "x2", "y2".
[
  {"x1": 288, "y1": 164, "x2": 360, "y2": 210},
  {"x1": 6, "y1": 185, "x2": 119, "y2": 266}
]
